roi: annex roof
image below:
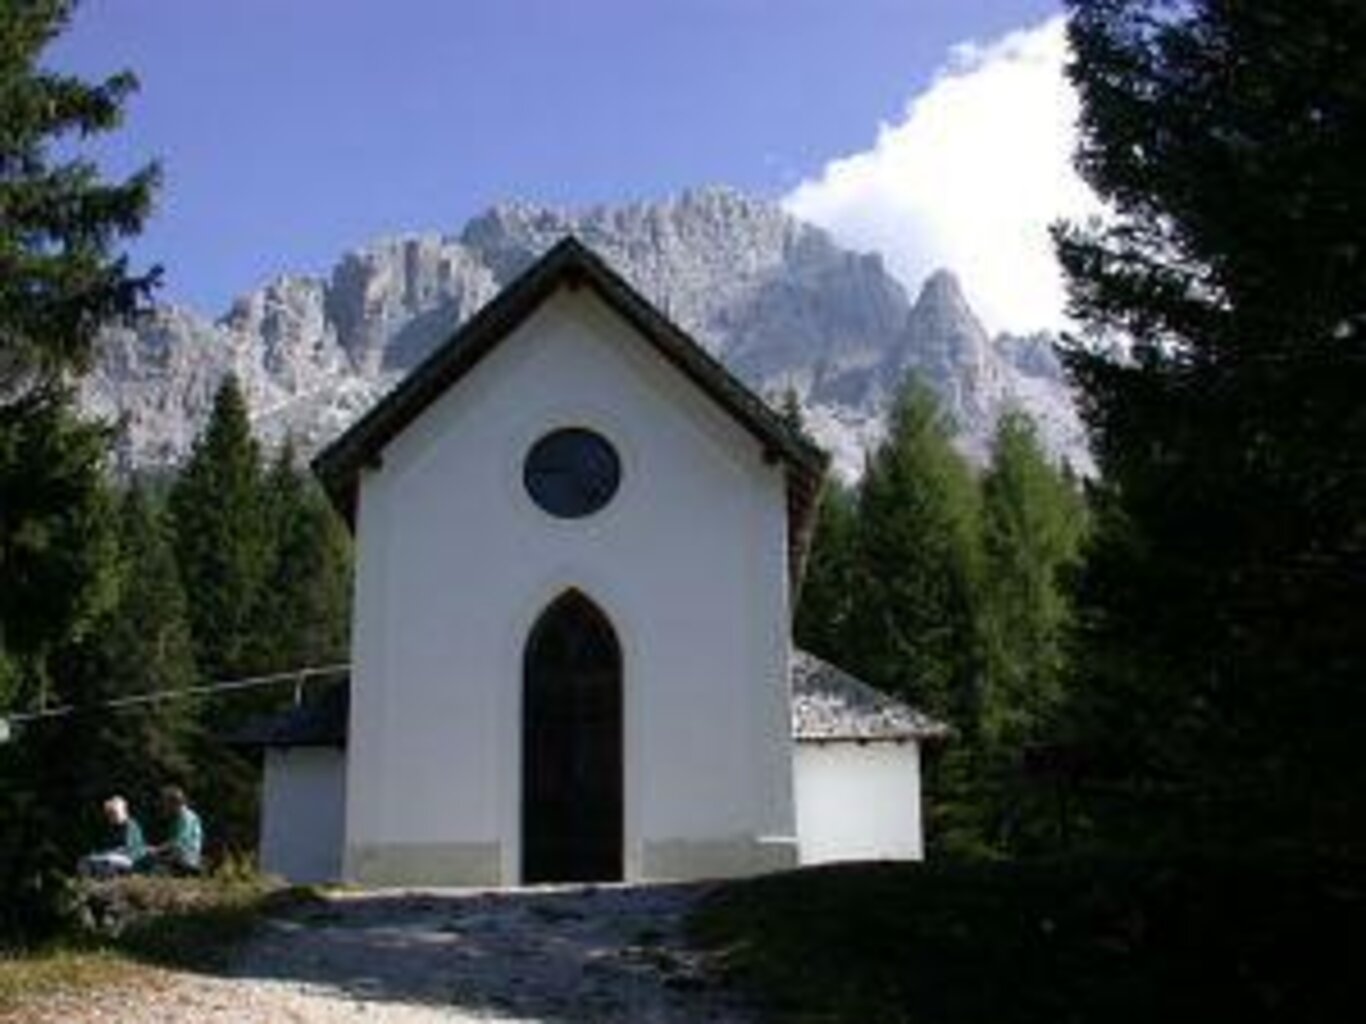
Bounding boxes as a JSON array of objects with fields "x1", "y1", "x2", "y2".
[
  {"x1": 236, "y1": 654, "x2": 948, "y2": 749},
  {"x1": 790, "y1": 650, "x2": 950, "y2": 743},
  {"x1": 312, "y1": 236, "x2": 829, "y2": 585},
  {"x1": 229, "y1": 681, "x2": 349, "y2": 749}
]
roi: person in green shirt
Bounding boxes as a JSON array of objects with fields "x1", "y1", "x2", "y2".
[
  {"x1": 77, "y1": 795, "x2": 147, "y2": 878},
  {"x1": 144, "y1": 785, "x2": 204, "y2": 875}
]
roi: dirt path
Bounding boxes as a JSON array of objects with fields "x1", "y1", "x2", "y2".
[{"x1": 15, "y1": 883, "x2": 757, "y2": 1023}]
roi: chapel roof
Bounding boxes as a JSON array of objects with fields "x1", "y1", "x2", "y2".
[
  {"x1": 312, "y1": 235, "x2": 829, "y2": 587},
  {"x1": 790, "y1": 650, "x2": 950, "y2": 743},
  {"x1": 231, "y1": 654, "x2": 948, "y2": 749}
]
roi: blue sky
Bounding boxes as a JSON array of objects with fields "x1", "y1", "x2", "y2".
[{"x1": 52, "y1": 0, "x2": 1077, "y2": 328}]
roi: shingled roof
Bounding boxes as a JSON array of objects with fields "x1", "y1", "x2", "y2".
[
  {"x1": 312, "y1": 236, "x2": 829, "y2": 587},
  {"x1": 791, "y1": 650, "x2": 950, "y2": 743},
  {"x1": 234, "y1": 654, "x2": 947, "y2": 750}
]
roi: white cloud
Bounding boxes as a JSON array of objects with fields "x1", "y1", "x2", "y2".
[{"x1": 783, "y1": 15, "x2": 1098, "y2": 335}]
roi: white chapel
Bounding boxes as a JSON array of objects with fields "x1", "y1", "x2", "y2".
[{"x1": 239, "y1": 238, "x2": 946, "y2": 886}]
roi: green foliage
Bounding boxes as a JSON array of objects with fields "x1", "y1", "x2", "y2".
[
  {"x1": 0, "y1": 648, "x2": 18, "y2": 709},
  {"x1": 692, "y1": 856, "x2": 1361, "y2": 1023},
  {"x1": 848, "y1": 378, "x2": 982, "y2": 728},
  {"x1": 979, "y1": 411, "x2": 1086, "y2": 750},
  {"x1": 793, "y1": 479, "x2": 858, "y2": 664},
  {"x1": 0, "y1": 5, "x2": 355, "y2": 941},
  {"x1": 0, "y1": 0, "x2": 159, "y2": 402},
  {"x1": 254, "y1": 441, "x2": 352, "y2": 672},
  {"x1": 0, "y1": 399, "x2": 121, "y2": 941},
  {"x1": 168, "y1": 384, "x2": 353, "y2": 692},
  {"x1": 168, "y1": 376, "x2": 270, "y2": 691},
  {"x1": 792, "y1": 383, "x2": 1090, "y2": 857},
  {"x1": 0, "y1": 397, "x2": 118, "y2": 699},
  {"x1": 54, "y1": 484, "x2": 200, "y2": 811},
  {"x1": 823, "y1": 380, "x2": 990, "y2": 859},
  {"x1": 0, "y1": 2, "x2": 162, "y2": 935},
  {"x1": 167, "y1": 390, "x2": 355, "y2": 853},
  {"x1": 1055, "y1": 0, "x2": 1366, "y2": 851}
]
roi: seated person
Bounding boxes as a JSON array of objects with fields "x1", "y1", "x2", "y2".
[
  {"x1": 142, "y1": 785, "x2": 204, "y2": 875},
  {"x1": 77, "y1": 795, "x2": 146, "y2": 878}
]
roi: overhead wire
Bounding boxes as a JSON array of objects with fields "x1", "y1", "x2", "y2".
[{"x1": 0, "y1": 663, "x2": 350, "y2": 737}]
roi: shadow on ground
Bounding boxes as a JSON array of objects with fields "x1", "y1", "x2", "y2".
[{"x1": 226, "y1": 882, "x2": 755, "y2": 1021}]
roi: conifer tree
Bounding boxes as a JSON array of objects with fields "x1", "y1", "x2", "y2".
[
  {"x1": 255, "y1": 440, "x2": 352, "y2": 672},
  {"x1": 0, "y1": 0, "x2": 158, "y2": 705},
  {"x1": 1057, "y1": 0, "x2": 1366, "y2": 849},
  {"x1": 0, "y1": 399, "x2": 118, "y2": 708},
  {"x1": 169, "y1": 376, "x2": 270, "y2": 695},
  {"x1": 979, "y1": 411, "x2": 1085, "y2": 750},
  {"x1": 848, "y1": 378, "x2": 982, "y2": 728},
  {"x1": 77, "y1": 484, "x2": 199, "y2": 796},
  {"x1": 960, "y1": 412, "x2": 1088, "y2": 855},
  {"x1": 794, "y1": 479, "x2": 859, "y2": 664},
  {"x1": 0, "y1": 0, "x2": 159, "y2": 404},
  {"x1": 164, "y1": 382, "x2": 276, "y2": 854},
  {"x1": 0, "y1": 0, "x2": 158, "y2": 938},
  {"x1": 32, "y1": 483, "x2": 200, "y2": 865},
  {"x1": 0, "y1": 401, "x2": 118, "y2": 937}
]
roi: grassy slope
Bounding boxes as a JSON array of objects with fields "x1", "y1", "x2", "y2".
[
  {"x1": 0, "y1": 877, "x2": 316, "y2": 1015},
  {"x1": 0, "y1": 947, "x2": 156, "y2": 1015},
  {"x1": 690, "y1": 857, "x2": 1361, "y2": 1023}
]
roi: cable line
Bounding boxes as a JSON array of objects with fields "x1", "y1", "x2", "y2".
[{"x1": 0, "y1": 663, "x2": 351, "y2": 741}]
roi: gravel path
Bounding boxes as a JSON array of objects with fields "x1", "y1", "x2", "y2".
[{"x1": 11, "y1": 883, "x2": 757, "y2": 1023}]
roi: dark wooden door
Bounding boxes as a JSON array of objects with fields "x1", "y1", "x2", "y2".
[{"x1": 522, "y1": 591, "x2": 623, "y2": 883}]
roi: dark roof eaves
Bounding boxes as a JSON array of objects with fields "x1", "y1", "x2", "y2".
[
  {"x1": 795, "y1": 731, "x2": 921, "y2": 745},
  {"x1": 312, "y1": 236, "x2": 828, "y2": 522},
  {"x1": 226, "y1": 684, "x2": 350, "y2": 750},
  {"x1": 573, "y1": 246, "x2": 827, "y2": 477},
  {"x1": 311, "y1": 241, "x2": 573, "y2": 509}
]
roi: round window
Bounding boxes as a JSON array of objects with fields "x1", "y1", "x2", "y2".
[{"x1": 523, "y1": 428, "x2": 621, "y2": 518}]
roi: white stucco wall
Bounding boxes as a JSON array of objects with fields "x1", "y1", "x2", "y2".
[
  {"x1": 346, "y1": 286, "x2": 796, "y2": 885},
  {"x1": 794, "y1": 740, "x2": 924, "y2": 865},
  {"x1": 261, "y1": 747, "x2": 346, "y2": 883}
]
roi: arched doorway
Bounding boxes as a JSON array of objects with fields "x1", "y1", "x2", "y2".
[{"x1": 522, "y1": 590, "x2": 623, "y2": 883}]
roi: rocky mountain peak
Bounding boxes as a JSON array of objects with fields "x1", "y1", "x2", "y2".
[
  {"x1": 81, "y1": 190, "x2": 1086, "y2": 478},
  {"x1": 914, "y1": 269, "x2": 976, "y2": 323}
]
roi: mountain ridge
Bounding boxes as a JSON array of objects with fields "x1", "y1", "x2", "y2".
[{"x1": 80, "y1": 187, "x2": 1085, "y2": 477}]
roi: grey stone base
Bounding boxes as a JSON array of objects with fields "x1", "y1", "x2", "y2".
[
  {"x1": 641, "y1": 836, "x2": 798, "y2": 881},
  {"x1": 344, "y1": 835, "x2": 796, "y2": 887},
  {"x1": 345, "y1": 842, "x2": 502, "y2": 887}
]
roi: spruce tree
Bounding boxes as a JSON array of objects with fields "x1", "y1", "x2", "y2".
[
  {"x1": 165, "y1": 381, "x2": 277, "y2": 854},
  {"x1": 849, "y1": 378, "x2": 982, "y2": 728},
  {"x1": 30, "y1": 483, "x2": 200, "y2": 870},
  {"x1": 255, "y1": 440, "x2": 352, "y2": 673},
  {"x1": 970, "y1": 412, "x2": 1087, "y2": 854},
  {"x1": 78, "y1": 484, "x2": 199, "y2": 799},
  {"x1": 0, "y1": 0, "x2": 158, "y2": 702},
  {"x1": 0, "y1": 399, "x2": 118, "y2": 707},
  {"x1": 1056, "y1": 0, "x2": 1366, "y2": 850},
  {"x1": 0, "y1": 401, "x2": 118, "y2": 938},
  {"x1": 0, "y1": 0, "x2": 159, "y2": 403},
  {"x1": 169, "y1": 376, "x2": 270, "y2": 695},
  {"x1": 979, "y1": 411, "x2": 1085, "y2": 750},
  {"x1": 0, "y1": 0, "x2": 158, "y2": 938},
  {"x1": 794, "y1": 479, "x2": 859, "y2": 665}
]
